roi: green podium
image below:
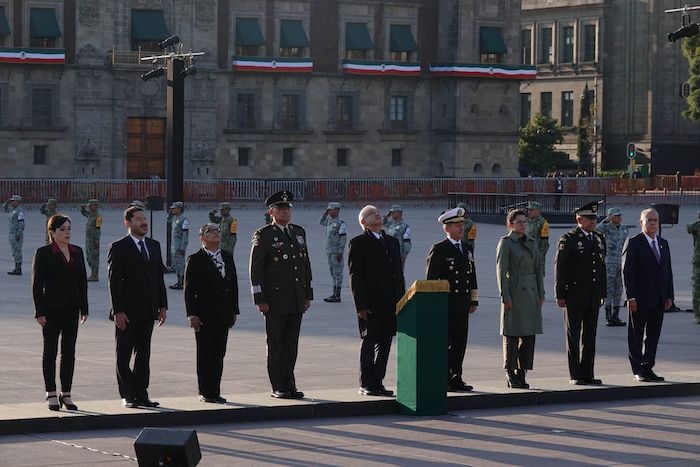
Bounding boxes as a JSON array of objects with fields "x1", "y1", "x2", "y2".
[{"x1": 395, "y1": 280, "x2": 450, "y2": 416}]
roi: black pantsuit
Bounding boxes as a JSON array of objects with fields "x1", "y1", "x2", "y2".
[
  {"x1": 195, "y1": 326, "x2": 230, "y2": 398},
  {"x1": 115, "y1": 321, "x2": 154, "y2": 400},
  {"x1": 564, "y1": 308, "x2": 599, "y2": 380},
  {"x1": 265, "y1": 313, "x2": 302, "y2": 391},
  {"x1": 42, "y1": 308, "x2": 79, "y2": 392},
  {"x1": 503, "y1": 335, "x2": 535, "y2": 370}
]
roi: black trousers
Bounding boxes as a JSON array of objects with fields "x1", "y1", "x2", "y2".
[
  {"x1": 359, "y1": 334, "x2": 393, "y2": 389},
  {"x1": 564, "y1": 307, "x2": 599, "y2": 380},
  {"x1": 42, "y1": 308, "x2": 79, "y2": 392},
  {"x1": 265, "y1": 313, "x2": 303, "y2": 392},
  {"x1": 195, "y1": 323, "x2": 229, "y2": 398},
  {"x1": 115, "y1": 320, "x2": 154, "y2": 400},
  {"x1": 447, "y1": 311, "x2": 469, "y2": 382},
  {"x1": 628, "y1": 306, "x2": 664, "y2": 375},
  {"x1": 503, "y1": 335, "x2": 536, "y2": 370}
]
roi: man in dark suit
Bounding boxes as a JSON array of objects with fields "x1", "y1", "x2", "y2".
[
  {"x1": 554, "y1": 201, "x2": 607, "y2": 385},
  {"x1": 108, "y1": 206, "x2": 167, "y2": 408},
  {"x1": 250, "y1": 191, "x2": 313, "y2": 399},
  {"x1": 349, "y1": 204, "x2": 406, "y2": 397},
  {"x1": 622, "y1": 208, "x2": 674, "y2": 382},
  {"x1": 426, "y1": 206, "x2": 478, "y2": 392},
  {"x1": 185, "y1": 223, "x2": 239, "y2": 403}
]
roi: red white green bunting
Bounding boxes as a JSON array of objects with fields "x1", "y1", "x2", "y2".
[
  {"x1": 0, "y1": 48, "x2": 65, "y2": 64},
  {"x1": 232, "y1": 57, "x2": 313, "y2": 73},
  {"x1": 343, "y1": 60, "x2": 421, "y2": 76},
  {"x1": 429, "y1": 64, "x2": 536, "y2": 80}
]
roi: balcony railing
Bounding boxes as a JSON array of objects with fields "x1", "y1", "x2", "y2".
[{"x1": 110, "y1": 47, "x2": 167, "y2": 67}]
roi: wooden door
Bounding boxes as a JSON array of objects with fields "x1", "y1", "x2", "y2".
[{"x1": 127, "y1": 117, "x2": 166, "y2": 179}]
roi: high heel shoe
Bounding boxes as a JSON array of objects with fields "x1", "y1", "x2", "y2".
[
  {"x1": 46, "y1": 392, "x2": 60, "y2": 411},
  {"x1": 59, "y1": 393, "x2": 78, "y2": 410}
]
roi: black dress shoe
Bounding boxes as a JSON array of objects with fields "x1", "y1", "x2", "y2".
[
  {"x1": 214, "y1": 396, "x2": 227, "y2": 403},
  {"x1": 122, "y1": 398, "x2": 138, "y2": 408},
  {"x1": 134, "y1": 398, "x2": 159, "y2": 407},
  {"x1": 377, "y1": 386, "x2": 394, "y2": 396},
  {"x1": 289, "y1": 390, "x2": 305, "y2": 399},
  {"x1": 199, "y1": 395, "x2": 217, "y2": 403},
  {"x1": 646, "y1": 371, "x2": 665, "y2": 382},
  {"x1": 583, "y1": 378, "x2": 603, "y2": 385},
  {"x1": 610, "y1": 317, "x2": 626, "y2": 326},
  {"x1": 169, "y1": 283, "x2": 183, "y2": 290},
  {"x1": 359, "y1": 387, "x2": 384, "y2": 396},
  {"x1": 448, "y1": 380, "x2": 473, "y2": 392},
  {"x1": 271, "y1": 390, "x2": 293, "y2": 399},
  {"x1": 633, "y1": 374, "x2": 652, "y2": 382},
  {"x1": 569, "y1": 379, "x2": 585, "y2": 385}
]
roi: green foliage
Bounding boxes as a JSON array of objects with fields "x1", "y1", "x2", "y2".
[
  {"x1": 682, "y1": 34, "x2": 700, "y2": 121},
  {"x1": 597, "y1": 170, "x2": 626, "y2": 178},
  {"x1": 519, "y1": 114, "x2": 564, "y2": 175},
  {"x1": 577, "y1": 84, "x2": 593, "y2": 169}
]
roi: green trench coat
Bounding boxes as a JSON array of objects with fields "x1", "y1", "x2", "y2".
[{"x1": 496, "y1": 231, "x2": 545, "y2": 336}]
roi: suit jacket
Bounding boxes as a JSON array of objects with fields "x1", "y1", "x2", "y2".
[
  {"x1": 31, "y1": 244, "x2": 88, "y2": 318},
  {"x1": 622, "y1": 232, "x2": 674, "y2": 309},
  {"x1": 554, "y1": 227, "x2": 607, "y2": 309},
  {"x1": 426, "y1": 238, "x2": 478, "y2": 313},
  {"x1": 184, "y1": 248, "x2": 239, "y2": 326},
  {"x1": 108, "y1": 235, "x2": 168, "y2": 322},
  {"x1": 348, "y1": 230, "x2": 405, "y2": 337}
]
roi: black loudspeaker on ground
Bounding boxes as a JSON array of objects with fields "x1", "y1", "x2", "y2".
[{"x1": 134, "y1": 427, "x2": 201, "y2": 466}]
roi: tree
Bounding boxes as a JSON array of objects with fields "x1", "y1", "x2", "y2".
[
  {"x1": 577, "y1": 83, "x2": 593, "y2": 171},
  {"x1": 519, "y1": 113, "x2": 564, "y2": 175},
  {"x1": 682, "y1": 34, "x2": 700, "y2": 121}
]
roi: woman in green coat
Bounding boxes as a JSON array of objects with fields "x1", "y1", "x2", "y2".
[{"x1": 496, "y1": 209, "x2": 545, "y2": 389}]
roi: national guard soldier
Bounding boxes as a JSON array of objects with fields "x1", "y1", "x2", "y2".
[
  {"x1": 426, "y1": 206, "x2": 478, "y2": 392},
  {"x1": 169, "y1": 201, "x2": 189, "y2": 290},
  {"x1": 457, "y1": 202, "x2": 477, "y2": 252},
  {"x1": 4, "y1": 194, "x2": 24, "y2": 275},
  {"x1": 554, "y1": 201, "x2": 607, "y2": 385},
  {"x1": 383, "y1": 205, "x2": 412, "y2": 267},
  {"x1": 526, "y1": 201, "x2": 550, "y2": 276},
  {"x1": 687, "y1": 210, "x2": 700, "y2": 324},
  {"x1": 596, "y1": 207, "x2": 629, "y2": 326},
  {"x1": 250, "y1": 190, "x2": 313, "y2": 399},
  {"x1": 80, "y1": 199, "x2": 103, "y2": 281},
  {"x1": 209, "y1": 202, "x2": 238, "y2": 255},
  {"x1": 320, "y1": 202, "x2": 347, "y2": 303},
  {"x1": 40, "y1": 198, "x2": 59, "y2": 244}
]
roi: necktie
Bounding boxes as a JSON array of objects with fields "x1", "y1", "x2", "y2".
[
  {"x1": 209, "y1": 252, "x2": 225, "y2": 278},
  {"x1": 652, "y1": 239, "x2": 661, "y2": 263},
  {"x1": 283, "y1": 227, "x2": 292, "y2": 242},
  {"x1": 138, "y1": 240, "x2": 149, "y2": 262},
  {"x1": 455, "y1": 242, "x2": 463, "y2": 255}
]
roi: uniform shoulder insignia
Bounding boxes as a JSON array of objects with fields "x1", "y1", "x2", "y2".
[{"x1": 540, "y1": 220, "x2": 550, "y2": 237}]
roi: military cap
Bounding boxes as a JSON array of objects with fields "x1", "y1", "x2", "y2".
[
  {"x1": 130, "y1": 200, "x2": 145, "y2": 207},
  {"x1": 170, "y1": 201, "x2": 185, "y2": 209},
  {"x1": 456, "y1": 202, "x2": 470, "y2": 211},
  {"x1": 526, "y1": 201, "x2": 542, "y2": 210},
  {"x1": 219, "y1": 201, "x2": 232, "y2": 209},
  {"x1": 326, "y1": 202, "x2": 342, "y2": 210},
  {"x1": 438, "y1": 207, "x2": 465, "y2": 224},
  {"x1": 389, "y1": 204, "x2": 403, "y2": 213},
  {"x1": 88, "y1": 199, "x2": 99, "y2": 205},
  {"x1": 47, "y1": 198, "x2": 58, "y2": 204},
  {"x1": 606, "y1": 207, "x2": 623, "y2": 217},
  {"x1": 265, "y1": 190, "x2": 293, "y2": 208},
  {"x1": 574, "y1": 201, "x2": 600, "y2": 217},
  {"x1": 9, "y1": 194, "x2": 21, "y2": 201}
]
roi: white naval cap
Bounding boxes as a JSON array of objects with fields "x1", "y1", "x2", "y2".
[{"x1": 438, "y1": 207, "x2": 465, "y2": 224}]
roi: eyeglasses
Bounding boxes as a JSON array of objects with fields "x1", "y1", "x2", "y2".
[{"x1": 203, "y1": 228, "x2": 221, "y2": 234}]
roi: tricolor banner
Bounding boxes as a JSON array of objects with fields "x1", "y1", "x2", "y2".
[
  {"x1": 429, "y1": 63, "x2": 536, "y2": 80},
  {"x1": 232, "y1": 57, "x2": 313, "y2": 73},
  {"x1": 0, "y1": 48, "x2": 65, "y2": 65},
  {"x1": 343, "y1": 60, "x2": 421, "y2": 76}
]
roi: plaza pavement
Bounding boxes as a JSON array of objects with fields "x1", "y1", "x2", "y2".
[{"x1": 0, "y1": 203, "x2": 698, "y2": 436}]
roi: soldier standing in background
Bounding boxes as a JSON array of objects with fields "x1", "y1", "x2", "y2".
[
  {"x1": 40, "y1": 198, "x2": 59, "y2": 244},
  {"x1": 4, "y1": 195, "x2": 24, "y2": 275},
  {"x1": 457, "y1": 202, "x2": 477, "y2": 252},
  {"x1": 596, "y1": 207, "x2": 629, "y2": 326},
  {"x1": 80, "y1": 199, "x2": 103, "y2": 281},
  {"x1": 383, "y1": 205, "x2": 412, "y2": 268},
  {"x1": 526, "y1": 201, "x2": 550, "y2": 276},
  {"x1": 687, "y1": 210, "x2": 700, "y2": 324},
  {"x1": 169, "y1": 201, "x2": 189, "y2": 290},
  {"x1": 209, "y1": 202, "x2": 238, "y2": 255},
  {"x1": 320, "y1": 202, "x2": 347, "y2": 303}
]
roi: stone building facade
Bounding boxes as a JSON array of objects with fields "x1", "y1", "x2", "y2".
[{"x1": 521, "y1": 0, "x2": 700, "y2": 174}]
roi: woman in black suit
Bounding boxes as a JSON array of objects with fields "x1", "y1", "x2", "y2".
[{"x1": 32, "y1": 215, "x2": 88, "y2": 411}]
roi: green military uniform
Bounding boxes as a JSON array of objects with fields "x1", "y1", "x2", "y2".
[
  {"x1": 525, "y1": 202, "x2": 550, "y2": 276},
  {"x1": 320, "y1": 202, "x2": 347, "y2": 302},
  {"x1": 596, "y1": 207, "x2": 629, "y2": 326},
  {"x1": 383, "y1": 205, "x2": 412, "y2": 267},
  {"x1": 209, "y1": 202, "x2": 238, "y2": 255},
  {"x1": 457, "y1": 203, "x2": 477, "y2": 251},
  {"x1": 169, "y1": 201, "x2": 190, "y2": 289},
  {"x1": 39, "y1": 198, "x2": 59, "y2": 244},
  {"x1": 687, "y1": 211, "x2": 700, "y2": 324},
  {"x1": 81, "y1": 199, "x2": 103, "y2": 281},
  {"x1": 4, "y1": 195, "x2": 24, "y2": 275}
]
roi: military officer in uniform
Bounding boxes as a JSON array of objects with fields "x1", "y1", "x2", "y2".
[
  {"x1": 456, "y1": 203, "x2": 477, "y2": 252},
  {"x1": 250, "y1": 190, "x2": 313, "y2": 399},
  {"x1": 526, "y1": 201, "x2": 550, "y2": 276},
  {"x1": 687, "y1": 210, "x2": 700, "y2": 324},
  {"x1": 169, "y1": 201, "x2": 189, "y2": 290},
  {"x1": 383, "y1": 205, "x2": 412, "y2": 268},
  {"x1": 4, "y1": 194, "x2": 25, "y2": 275},
  {"x1": 320, "y1": 202, "x2": 347, "y2": 303},
  {"x1": 426, "y1": 207, "x2": 478, "y2": 392},
  {"x1": 80, "y1": 199, "x2": 103, "y2": 281},
  {"x1": 596, "y1": 207, "x2": 629, "y2": 326},
  {"x1": 209, "y1": 202, "x2": 238, "y2": 255},
  {"x1": 40, "y1": 198, "x2": 59, "y2": 244},
  {"x1": 554, "y1": 201, "x2": 607, "y2": 385}
]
